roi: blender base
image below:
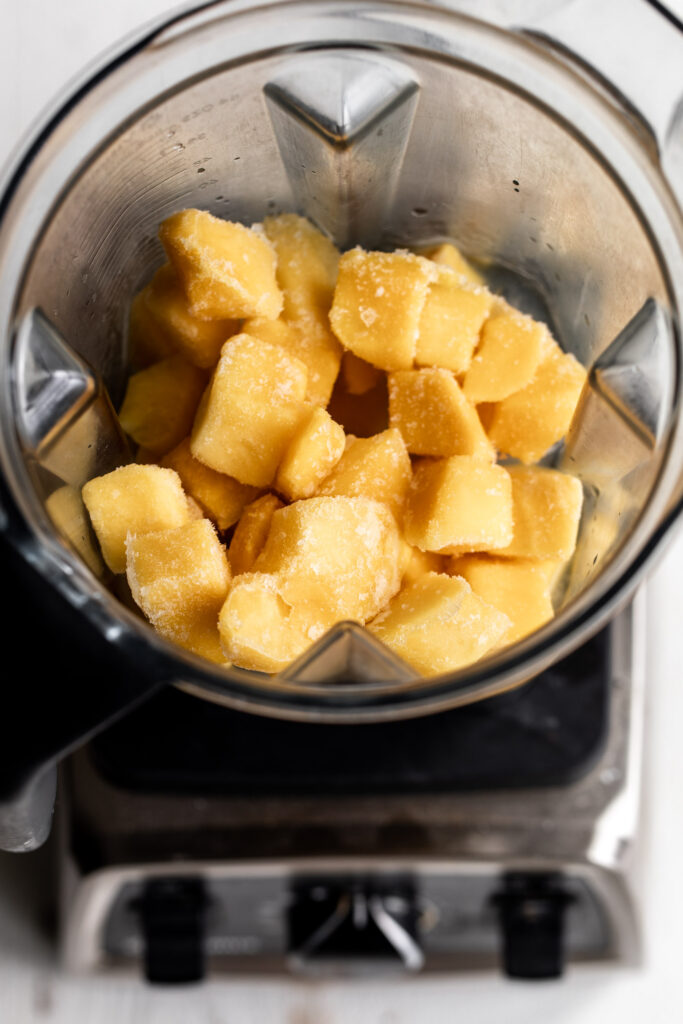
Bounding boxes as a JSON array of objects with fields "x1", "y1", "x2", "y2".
[{"x1": 58, "y1": 595, "x2": 645, "y2": 980}]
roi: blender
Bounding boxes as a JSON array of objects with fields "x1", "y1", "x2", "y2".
[{"x1": 0, "y1": 0, "x2": 681, "y2": 981}]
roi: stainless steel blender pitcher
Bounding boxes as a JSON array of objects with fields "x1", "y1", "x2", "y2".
[{"x1": 0, "y1": 0, "x2": 681, "y2": 851}]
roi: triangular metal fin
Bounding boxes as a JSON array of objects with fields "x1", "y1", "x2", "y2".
[
  {"x1": 279, "y1": 621, "x2": 419, "y2": 686},
  {"x1": 265, "y1": 52, "x2": 420, "y2": 247},
  {"x1": 562, "y1": 298, "x2": 673, "y2": 484},
  {"x1": 13, "y1": 308, "x2": 129, "y2": 488}
]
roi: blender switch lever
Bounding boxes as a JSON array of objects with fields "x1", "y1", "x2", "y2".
[
  {"x1": 133, "y1": 877, "x2": 207, "y2": 984},
  {"x1": 288, "y1": 880, "x2": 423, "y2": 973},
  {"x1": 493, "y1": 873, "x2": 574, "y2": 980}
]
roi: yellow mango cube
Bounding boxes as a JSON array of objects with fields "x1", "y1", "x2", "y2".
[
  {"x1": 142, "y1": 264, "x2": 239, "y2": 368},
  {"x1": 119, "y1": 354, "x2": 208, "y2": 456},
  {"x1": 128, "y1": 290, "x2": 176, "y2": 369},
  {"x1": 463, "y1": 310, "x2": 546, "y2": 403},
  {"x1": 242, "y1": 316, "x2": 300, "y2": 350},
  {"x1": 450, "y1": 555, "x2": 558, "y2": 644},
  {"x1": 264, "y1": 213, "x2": 339, "y2": 321},
  {"x1": 388, "y1": 368, "x2": 493, "y2": 459},
  {"x1": 186, "y1": 496, "x2": 206, "y2": 520},
  {"x1": 404, "y1": 456, "x2": 513, "y2": 553},
  {"x1": 190, "y1": 334, "x2": 309, "y2": 487},
  {"x1": 329, "y1": 248, "x2": 435, "y2": 370},
  {"x1": 369, "y1": 572, "x2": 510, "y2": 676},
  {"x1": 175, "y1": 609, "x2": 229, "y2": 665},
  {"x1": 262, "y1": 214, "x2": 342, "y2": 407},
  {"x1": 159, "y1": 208, "x2": 282, "y2": 320},
  {"x1": 327, "y1": 372, "x2": 389, "y2": 438},
  {"x1": 424, "y1": 243, "x2": 484, "y2": 286},
  {"x1": 228, "y1": 493, "x2": 284, "y2": 576},
  {"x1": 416, "y1": 267, "x2": 493, "y2": 374},
  {"x1": 218, "y1": 572, "x2": 314, "y2": 674},
  {"x1": 341, "y1": 351, "x2": 383, "y2": 395},
  {"x1": 255, "y1": 496, "x2": 402, "y2": 623},
  {"x1": 317, "y1": 428, "x2": 411, "y2": 519},
  {"x1": 497, "y1": 466, "x2": 584, "y2": 561},
  {"x1": 487, "y1": 341, "x2": 587, "y2": 463},
  {"x1": 398, "y1": 541, "x2": 446, "y2": 584},
  {"x1": 126, "y1": 518, "x2": 231, "y2": 644},
  {"x1": 243, "y1": 315, "x2": 341, "y2": 408},
  {"x1": 161, "y1": 437, "x2": 260, "y2": 531},
  {"x1": 275, "y1": 407, "x2": 345, "y2": 501},
  {"x1": 82, "y1": 464, "x2": 189, "y2": 573},
  {"x1": 46, "y1": 485, "x2": 105, "y2": 576}
]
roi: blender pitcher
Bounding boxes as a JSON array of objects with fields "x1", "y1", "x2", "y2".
[{"x1": 0, "y1": 0, "x2": 681, "y2": 851}]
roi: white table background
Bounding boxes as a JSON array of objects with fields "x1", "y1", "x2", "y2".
[{"x1": 1, "y1": 2, "x2": 683, "y2": 1021}]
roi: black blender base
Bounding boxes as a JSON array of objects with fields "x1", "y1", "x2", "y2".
[{"x1": 89, "y1": 627, "x2": 609, "y2": 795}]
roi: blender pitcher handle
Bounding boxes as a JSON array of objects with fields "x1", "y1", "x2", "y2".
[{"x1": 0, "y1": 481, "x2": 167, "y2": 852}]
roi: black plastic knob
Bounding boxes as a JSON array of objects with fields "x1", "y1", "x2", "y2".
[
  {"x1": 493, "y1": 873, "x2": 574, "y2": 980},
  {"x1": 134, "y1": 877, "x2": 207, "y2": 984}
]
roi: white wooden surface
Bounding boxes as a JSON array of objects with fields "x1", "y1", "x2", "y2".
[{"x1": 1, "y1": 3, "x2": 683, "y2": 1021}]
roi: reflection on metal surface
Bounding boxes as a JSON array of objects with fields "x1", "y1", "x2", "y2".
[
  {"x1": 265, "y1": 52, "x2": 419, "y2": 247},
  {"x1": 13, "y1": 308, "x2": 129, "y2": 491},
  {"x1": 562, "y1": 299, "x2": 673, "y2": 597},
  {"x1": 279, "y1": 621, "x2": 418, "y2": 687}
]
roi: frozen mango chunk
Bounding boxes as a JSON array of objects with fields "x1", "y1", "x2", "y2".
[
  {"x1": 218, "y1": 572, "x2": 315, "y2": 674},
  {"x1": 255, "y1": 496, "x2": 402, "y2": 623},
  {"x1": 342, "y1": 351, "x2": 383, "y2": 395},
  {"x1": 388, "y1": 368, "x2": 493, "y2": 459},
  {"x1": 404, "y1": 456, "x2": 513, "y2": 554},
  {"x1": 497, "y1": 465, "x2": 584, "y2": 561},
  {"x1": 141, "y1": 264, "x2": 239, "y2": 368},
  {"x1": 450, "y1": 555, "x2": 558, "y2": 644},
  {"x1": 242, "y1": 316, "x2": 301, "y2": 351},
  {"x1": 317, "y1": 428, "x2": 411, "y2": 519},
  {"x1": 228, "y1": 493, "x2": 284, "y2": 576},
  {"x1": 161, "y1": 437, "x2": 259, "y2": 531},
  {"x1": 398, "y1": 540, "x2": 446, "y2": 584},
  {"x1": 186, "y1": 496, "x2": 206, "y2": 520},
  {"x1": 126, "y1": 518, "x2": 231, "y2": 645},
  {"x1": 46, "y1": 485, "x2": 104, "y2": 576},
  {"x1": 425, "y1": 243, "x2": 484, "y2": 286},
  {"x1": 243, "y1": 315, "x2": 341, "y2": 408},
  {"x1": 329, "y1": 248, "x2": 435, "y2": 370},
  {"x1": 264, "y1": 213, "x2": 339, "y2": 321},
  {"x1": 416, "y1": 267, "x2": 493, "y2": 374},
  {"x1": 159, "y1": 208, "x2": 282, "y2": 320},
  {"x1": 119, "y1": 354, "x2": 207, "y2": 456},
  {"x1": 327, "y1": 371, "x2": 389, "y2": 438},
  {"x1": 264, "y1": 215, "x2": 342, "y2": 405},
  {"x1": 487, "y1": 341, "x2": 587, "y2": 463},
  {"x1": 463, "y1": 310, "x2": 546, "y2": 403},
  {"x1": 276, "y1": 407, "x2": 345, "y2": 501},
  {"x1": 128, "y1": 290, "x2": 176, "y2": 369},
  {"x1": 175, "y1": 609, "x2": 229, "y2": 665},
  {"x1": 82, "y1": 464, "x2": 189, "y2": 573},
  {"x1": 190, "y1": 334, "x2": 309, "y2": 487},
  {"x1": 369, "y1": 572, "x2": 510, "y2": 676}
]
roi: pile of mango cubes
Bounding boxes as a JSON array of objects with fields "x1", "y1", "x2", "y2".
[{"x1": 81, "y1": 209, "x2": 587, "y2": 677}]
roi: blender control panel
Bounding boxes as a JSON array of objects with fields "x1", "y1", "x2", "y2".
[{"x1": 99, "y1": 866, "x2": 608, "y2": 982}]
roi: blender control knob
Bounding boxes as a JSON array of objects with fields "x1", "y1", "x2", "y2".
[
  {"x1": 493, "y1": 873, "x2": 574, "y2": 980},
  {"x1": 288, "y1": 880, "x2": 423, "y2": 973},
  {"x1": 134, "y1": 877, "x2": 207, "y2": 984}
]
